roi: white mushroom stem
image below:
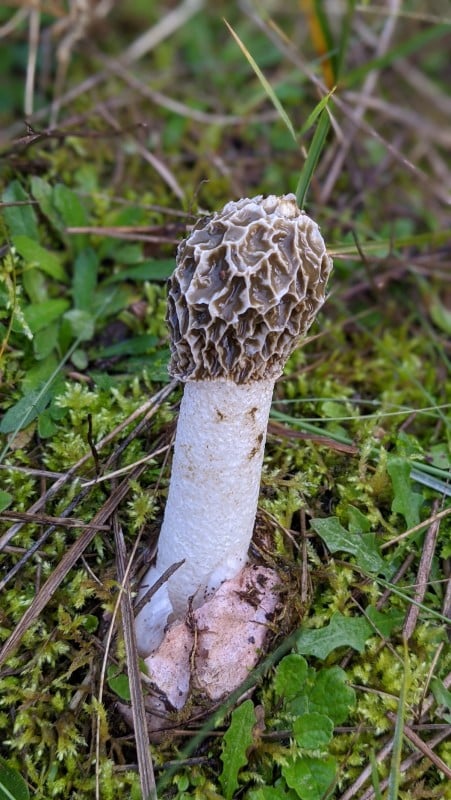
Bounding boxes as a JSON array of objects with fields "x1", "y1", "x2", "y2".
[{"x1": 135, "y1": 378, "x2": 273, "y2": 653}]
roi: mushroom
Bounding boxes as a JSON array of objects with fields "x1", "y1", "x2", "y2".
[{"x1": 135, "y1": 194, "x2": 332, "y2": 656}]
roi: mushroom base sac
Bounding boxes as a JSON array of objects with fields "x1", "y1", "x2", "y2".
[
  {"x1": 135, "y1": 378, "x2": 274, "y2": 656},
  {"x1": 143, "y1": 566, "x2": 280, "y2": 720}
]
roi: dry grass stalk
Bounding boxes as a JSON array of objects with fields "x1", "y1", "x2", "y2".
[{"x1": 403, "y1": 499, "x2": 441, "y2": 639}]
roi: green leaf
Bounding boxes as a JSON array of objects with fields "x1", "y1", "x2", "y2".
[
  {"x1": 83, "y1": 615, "x2": 99, "y2": 633},
  {"x1": 12, "y1": 235, "x2": 66, "y2": 281},
  {"x1": 308, "y1": 667, "x2": 356, "y2": 725},
  {"x1": 296, "y1": 612, "x2": 372, "y2": 661},
  {"x1": 365, "y1": 606, "x2": 404, "y2": 638},
  {"x1": 21, "y1": 354, "x2": 59, "y2": 392},
  {"x1": 92, "y1": 285, "x2": 132, "y2": 318},
  {"x1": 310, "y1": 517, "x2": 384, "y2": 573},
  {"x1": 142, "y1": 348, "x2": 171, "y2": 381},
  {"x1": 53, "y1": 184, "x2": 88, "y2": 252},
  {"x1": 273, "y1": 654, "x2": 308, "y2": 702},
  {"x1": 105, "y1": 259, "x2": 175, "y2": 283},
  {"x1": 33, "y1": 323, "x2": 60, "y2": 360},
  {"x1": 0, "y1": 387, "x2": 53, "y2": 433},
  {"x1": 219, "y1": 700, "x2": 256, "y2": 800},
  {"x1": 347, "y1": 505, "x2": 371, "y2": 533},
  {"x1": 29, "y1": 176, "x2": 62, "y2": 234},
  {"x1": 37, "y1": 409, "x2": 58, "y2": 438},
  {"x1": 293, "y1": 713, "x2": 333, "y2": 750},
  {"x1": 63, "y1": 309, "x2": 95, "y2": 341},
  {"x1": 430, "y1": 677, "x2": 451, "y2": 710},
  {"x1": 71, "y1": 349, "x2": 88, "y2": 370},
  {"x1": 95, "y1": 334, "x2": 158, "y2": 358},
  {"x1": 249, "y1": 784, "x2": 297, "y2": 800},
  {"x1": 429, "y1": 295, "x2": 451, "y2": 334},
  {"x1": 106, "y1": 666, "x2": 131, "y2": 701},
  {"x1": 0, "y1": 758, "x2": 30, "y2": 800},
  {"x1": 299, "y1": 90, "x2": 335, "y2": 138},
  {"x1": 23, "y1": 299, "x2": 69, "y2": 334},
  {"x1": 90, "y1": 372, "x2": 115, "y2": 391},
  {"x1": 73, "y1": 248, "x2": 98, "y2": 310},
  {"x1": 0, "y1": 492, "x2": 13, "y2": 512},
  {"x1": 22, "y1": 267, "x2": 47, "y2": 304},
  {"x1": 426, "y1": 444, "x2": 450, "y2": 471},
  {"x1": 387, "y1": 457, "x2": 424, "y2": 528},
  {"x1": 2, "y1": 181, "x2": 38, "y2": 240},
  {"x1": 53, "y1": 184, "x2": 88, "y2": 228},
  {"x1": 282, "y1": 755, "x2": 336, "y2": 800},
  {"x1": 114, "y1": 243, "x2": 143, "y2": 264}
]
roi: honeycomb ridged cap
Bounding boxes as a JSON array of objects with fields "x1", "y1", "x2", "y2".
[{"x1": 167, "y1": 194, "x2": 333, "y2": 383}]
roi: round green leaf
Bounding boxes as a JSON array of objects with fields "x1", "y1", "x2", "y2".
[
  {"x1": 282, "y1": 755, "x2": 336, "y2": 800},
  {"x1": 107, "y1": 666, "x2": 131, "y2": 701},
  {"x1": 309, "y1": 667, "x2": 356, "y2": 725},
  {"x1": 293, "y1": 713, "x2": 333, "y2": 750},
  {"x1": 273, "y1": 654, "x2": 308, "y2": 702}
]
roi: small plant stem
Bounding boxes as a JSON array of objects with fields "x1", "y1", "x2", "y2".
[{"x1": 369, "y1": 750, "x2": 382, "y2": 800}]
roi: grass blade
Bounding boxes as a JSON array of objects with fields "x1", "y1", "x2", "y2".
[
  {"x1": 387, "y1": 639, "x2": 410, "y2": 800},
  {"x1": 299, "y1": 89, "x2": 335, "y2": 137},
  {"x1": 223, "y1": 19, "x2": 298, "y2": 145},
  {"x1": 295, "y1": 107, "x2": 330, "y2": 207},
  {"x1": 369, "y1": 749, "x2": 383, "y2": 800}
]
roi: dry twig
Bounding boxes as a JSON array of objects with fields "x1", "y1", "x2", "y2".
[
  {"x1": 114, "y1": 517, "x2": 157, "y2": 800},
  {"x1": 403, "y1": 499, "x2": 441, "y2": 640}
]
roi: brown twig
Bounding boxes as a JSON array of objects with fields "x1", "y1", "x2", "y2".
[
  {"x1": 114, "y1": 516, "x2": 157, "y2": 800},
  {"x1": 387, "y1": 712, "x2": 451, "y2": 779},
  {"x1": 381, "y1": 505, "x2": 451, "y2": 550},
  {"x1": 0, "y1": 511, "x2": 109, "y2": 529},
  {"x1": 133, "y1": 560, "x2": 185, "y2": 617},
  {"x1": 267, "y1": 420, "x2": 358, "y2": 455},
  {"x1": 403, "y1": 499, "x2": 441, "y2": 640},
  {"x1": 358, "y1": 727, "x2": 450, "y2": 800},
  {"x1": 337, "y1": 672, "x2": 451, "y2": 800},
  {"x1": 376, "y1": 553, "x2": 416, "y2": 609},
  {"x1": 65, "y1": 226, "x2": 180, "y2": 244}
]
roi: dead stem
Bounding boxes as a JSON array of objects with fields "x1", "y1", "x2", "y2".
[
  {"x1": 403, "y1": 499, "x2": 441, "y2": 639},
  {"x1": 113, "y1": 517, "x2": 157, "y2": 800}
]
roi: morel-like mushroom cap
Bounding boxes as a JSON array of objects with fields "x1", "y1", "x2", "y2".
[{"x1": 167, "y1": 194, "x2": 332, "y2": 383}]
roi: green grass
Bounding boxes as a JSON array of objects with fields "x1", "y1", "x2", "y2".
[{"x1": 0, "y1": 2, "x2": 450, "y2": 799}]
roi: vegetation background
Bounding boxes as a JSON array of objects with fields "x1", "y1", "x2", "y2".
[{"x1": 0, "y1": 2, "x2": 450, "y2": 799}]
